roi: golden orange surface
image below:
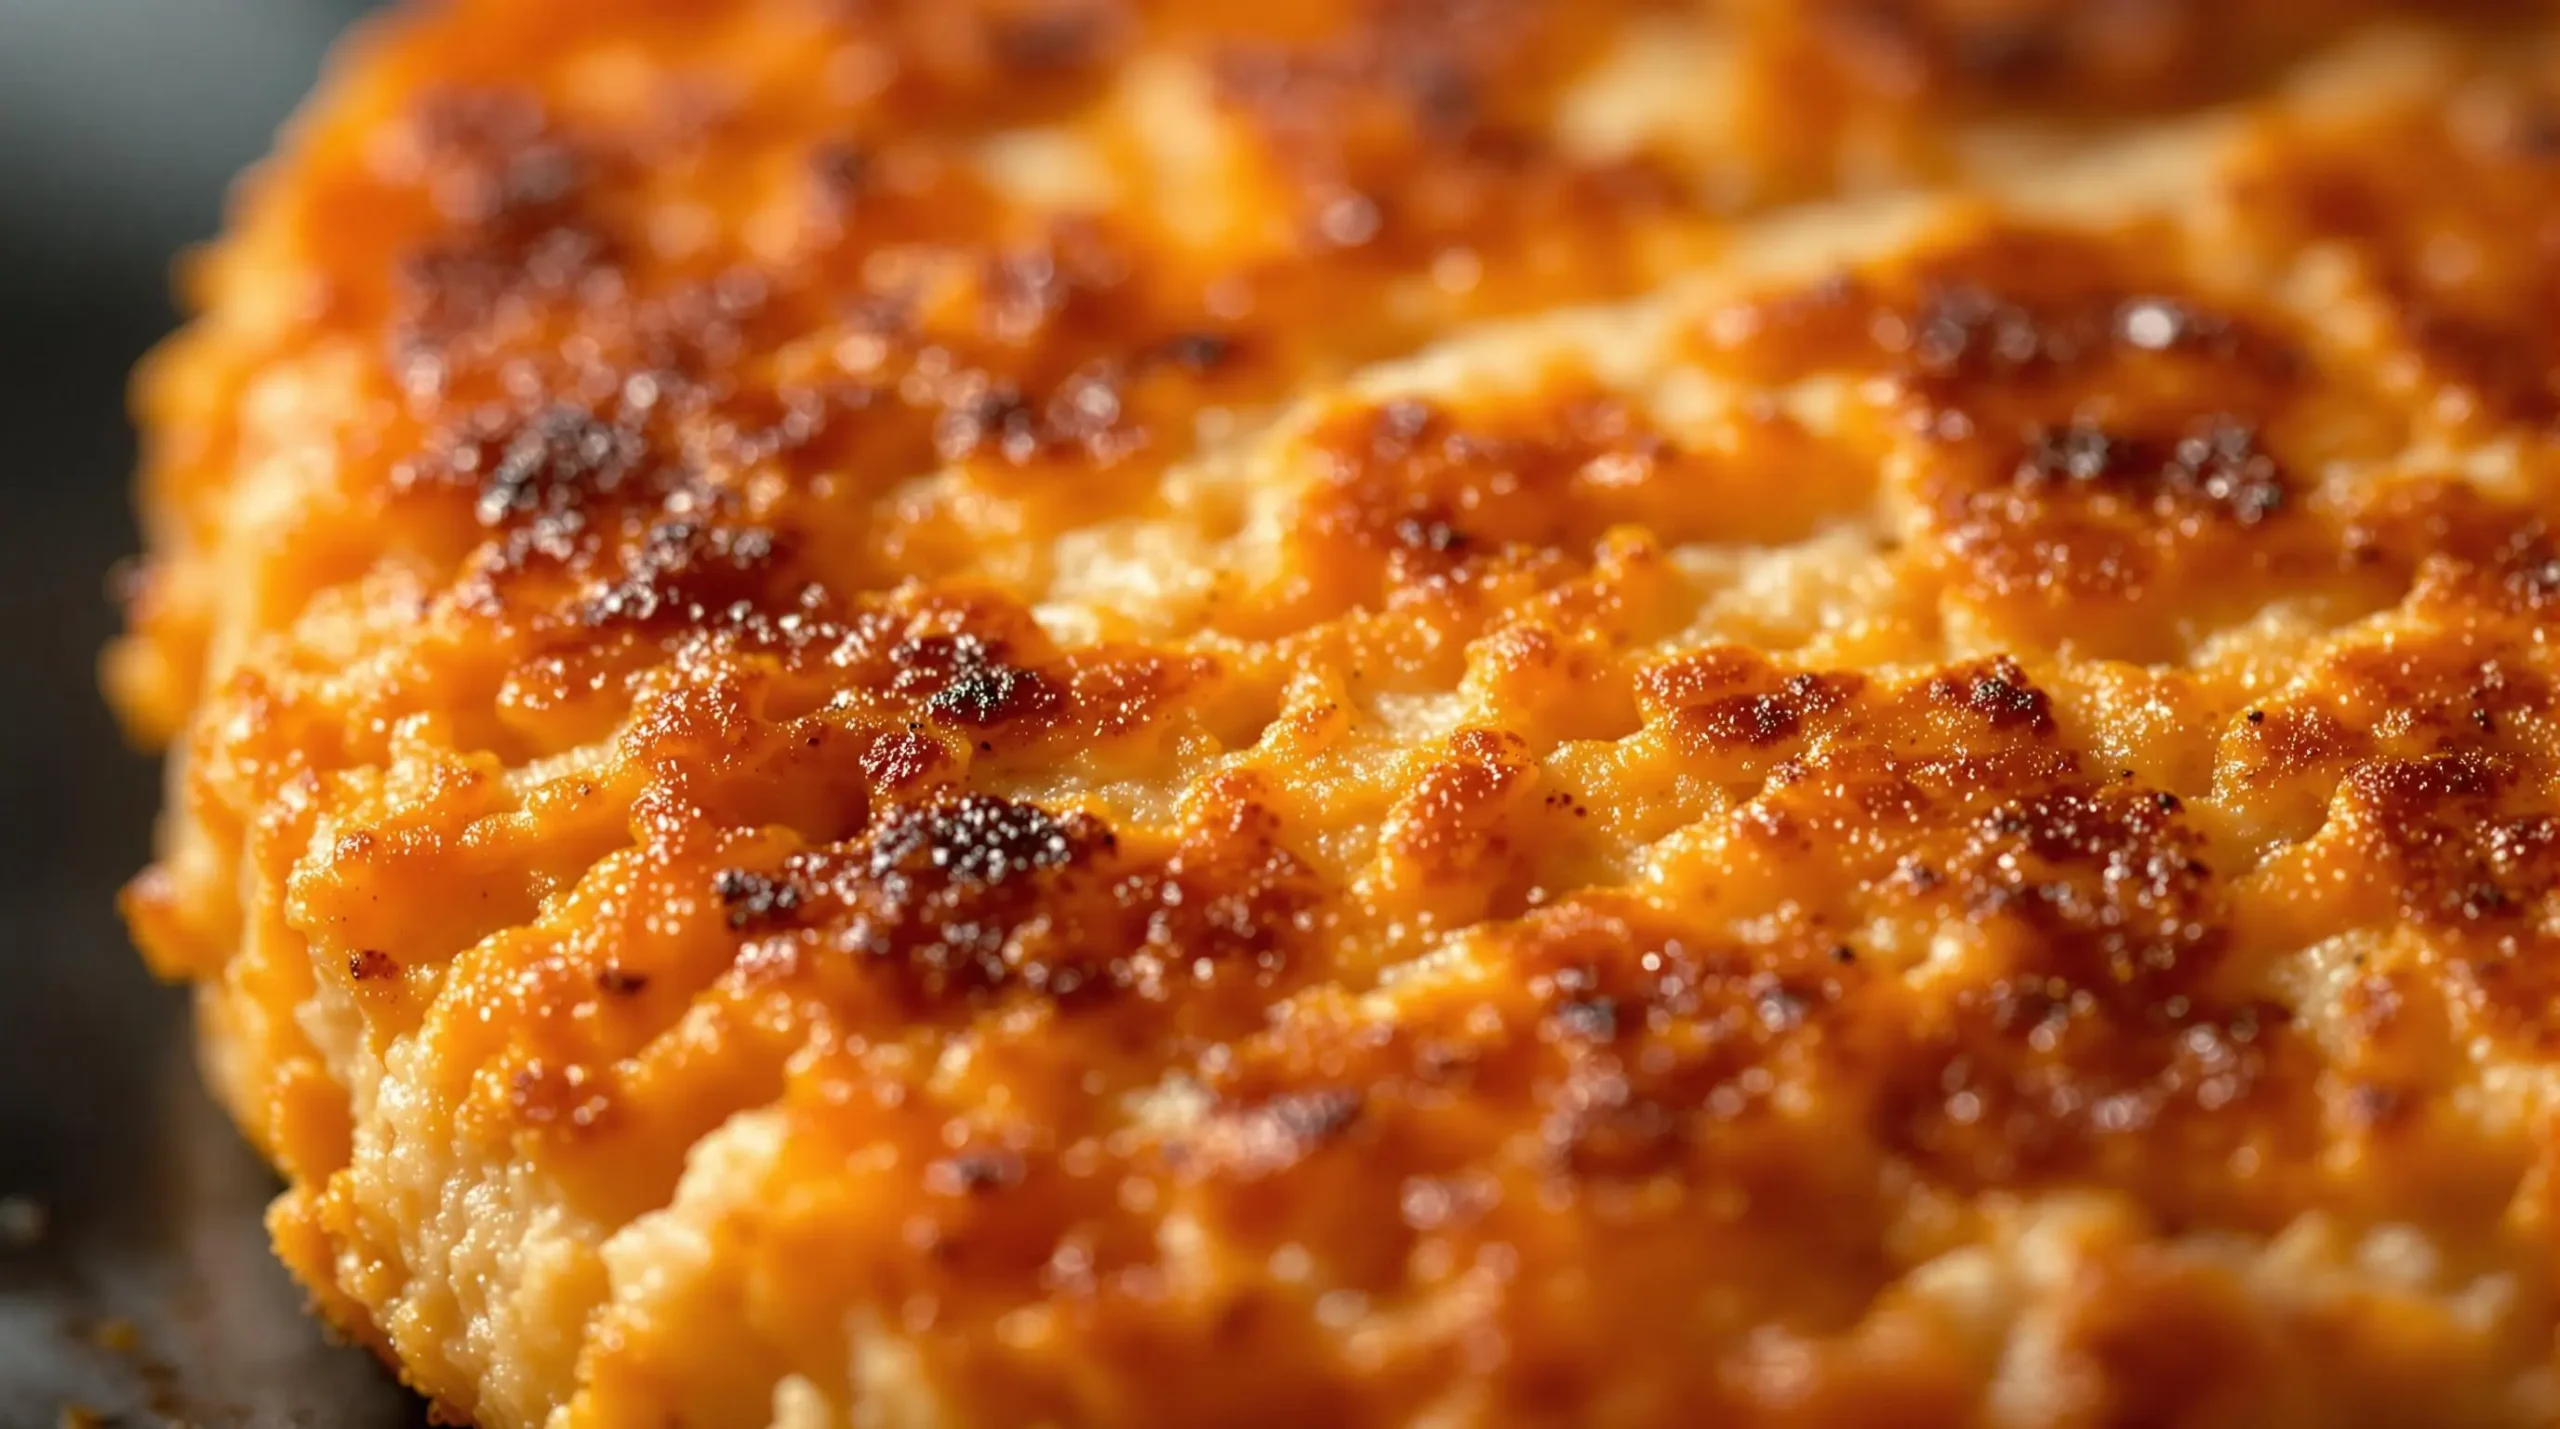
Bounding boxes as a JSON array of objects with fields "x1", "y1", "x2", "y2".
[{"x1": 107, "y1": 2, "x2": 2560, "y2": 1425}]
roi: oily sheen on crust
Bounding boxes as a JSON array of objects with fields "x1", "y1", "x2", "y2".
[{"x1": 106, "y1": 2, "x2": 2560, "y2": 1426}]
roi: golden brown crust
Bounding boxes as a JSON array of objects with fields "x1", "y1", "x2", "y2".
[{"x1": 110, "y1": 3, "x2": 2560, "y2": 1426}]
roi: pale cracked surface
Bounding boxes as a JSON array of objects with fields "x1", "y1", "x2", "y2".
[{"x1": 107, "y1": 2, "x2": 2560, "y2": 1426}]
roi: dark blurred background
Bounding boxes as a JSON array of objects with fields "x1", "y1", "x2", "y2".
[{"x1": 0, "y1": 1, "x2": 430, "y2": 1423}]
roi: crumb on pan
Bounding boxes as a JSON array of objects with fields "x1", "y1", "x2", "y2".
[{"x1": 0, "y1": 1195, "x2": 46, "y2": 1248}]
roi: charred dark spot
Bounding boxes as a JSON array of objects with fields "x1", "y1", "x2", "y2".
[
  {"x1": 1393, "y1": 514, "x2": 1471, "y2": 554},
  {"x1": 1399, "y1": 53, "x2": 1480, "y2": 135},
  {"x1": 1947, "y1": 16, "x2": 2059, "y2": 84},
  {"x1": 409, "y1": 92, "x2": 586, "y2": 224},
  {"x1": 868, "y1": 795, "x2": 1080, "y2": 891},
  {"x1": 2459, "y1": 881, "x2": 2513, "y2": 918},
  {"x1": 1657, "y1": 656, "x2": 1862, "y2": 753},
  {"x1": 1551, "y1": 996, "x2": 1619, "y2": 1042},
  {"x1": 724, "y1": 792, "x2": 1272, "y2": 1009},
  {"x1": 566, "y1": 518, "x2": 786, "y2": 631},
  {"x1": 1306, "y1": 392, "x2": 1696, "y2": 592},
  {"x1": 2021, "y1": 418, "x2": 2115, "y2": 482},
  {"x1": 924, "y1": 1149, "x2": 1028, "y2": 1197},
  {"x1": 1755, "y1": 983, "x2": 1811, "y2": 1032},
  {"x1": 2016, "y1": 415, "x2": 2286, "y2": 524},
  {"x1": 1969, "y1": 672, "x2": 2048, "y2": 726},
  {"x1": 1930, "y1": 658, "x2": 2054, "y2": 734},
  {"x1": 1264, "y1": 1086, "x2": 1361, "y2": 1144},
  {"x1": 1185, "y1": 1087, "x2": 1365, "y2": 1178},
  {"x1": 935, "y1": 384, "x2": 1041, "y2": 464},
  {"x1": 809, "y1": 141, "x2": 870, "y2": 199},
  {"x1": 890, "y1": 633, "x2": 1063, "y2": 727},
  {"x1": 1156, "y1": 330, "x2": 1235, "y2": 373},
  {"x1": 483, "y1": 142, "x2": 580, "y2": 221},
  {"x1": 1696, "y1": 692, "x2": 1802, "y2": 746},
  {"x1": 989, "y1": 11, "x2": 1104, "y2": 73},
  {"x1": 594, "y1": 967, "x2": 649, "y2": 996},
  {"x1": 2504, "y1": 102, "x2": 2560, "y2": 160},
  {"x1": 2346, "y1": 1081, "x2": 2406, "y2": 1128},
  {"x1": 388, "y1": 94, "x2": 617, "y2": 349},
  {"x1": 2494, "y1": 529, "x2": 2560, "y2": 610},
  {"x1": 2167, "y1": 419, "x2": 2286, "y2": 523},
  {"x1": 473, "y1": 407, "x2": 646, "y2": 527},
  {"x1": 1903, "y1": 282, "x2": 2076, "y2": 377},
  {"x1": 2336, "y1": 754, "x2": 2554, "y2": 929},
  {"x1": 714, "y1": 867, "x2": 804, "y2": 929},
  {"x1": 348, "y1": 949, "x2": 399, "y2": 982},
  {"x1": 1961, "y1": 781, "x2": 2218, "y2": 994},
  {"x1": 930, "y1": 662, "x2": 1054, "y2": 725}
]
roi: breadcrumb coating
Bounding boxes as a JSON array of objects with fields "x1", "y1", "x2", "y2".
[{"x1": 109, "y1": 3, "x2": 2560, "y2": 1426}]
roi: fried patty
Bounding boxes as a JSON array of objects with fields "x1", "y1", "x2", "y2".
[{"x1": 108, "y1": 2, "x2": 2560, "y2": 1426}]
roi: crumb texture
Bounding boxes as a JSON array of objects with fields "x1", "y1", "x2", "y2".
[{"x1": 109, "y1": 2, "x2": 2560, "y2": 1426}]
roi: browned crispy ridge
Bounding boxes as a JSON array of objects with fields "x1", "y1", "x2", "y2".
[{"x1": 107, "y1": 2, "x2": 2560, "y2": 1426}]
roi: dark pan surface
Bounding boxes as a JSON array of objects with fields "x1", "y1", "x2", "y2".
[
  {"x1": 0, "y1": 956, "x2": 430, "y2": 1429},
  {"x1": 0, "y1": 1, "x2": 428, "y2": 1423}
]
